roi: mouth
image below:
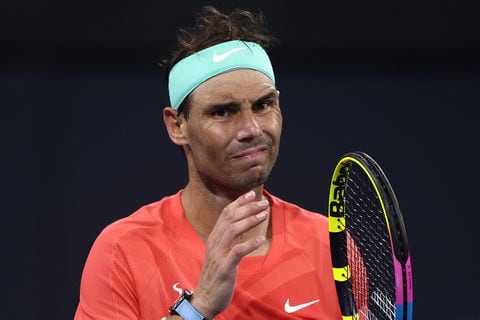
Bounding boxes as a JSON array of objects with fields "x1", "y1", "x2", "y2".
[{"x1": 232, "y1": 146, "x2": 268, "y2": 159}]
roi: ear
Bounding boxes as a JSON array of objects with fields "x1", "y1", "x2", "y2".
[{"x1": 163, "y1": 107, "x2": 188, "y2": 146}]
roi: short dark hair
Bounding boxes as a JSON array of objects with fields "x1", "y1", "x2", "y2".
[{"x1": 161, "y1": 6, "x2": 277, "y2": 118}]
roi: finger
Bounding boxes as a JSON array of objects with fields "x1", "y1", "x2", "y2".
[
  {"x1": 221, "y1": 197, "x2": 269, "y2": 224},
  {"x1": 208, "y1": 208, "x2": 268, "y2": 252},
  {"x1": 228, "y1": 210, "x2": 268, "y2": 241},
  {"x1": 226, "y1": 190, "x2": 263, "y2": 212},
  {"x1": 206, "y1": 192, "x2": 269, "y2": 254},
  {"x1": 228, "y1": 235, "x2": 266, "y2": 266}
]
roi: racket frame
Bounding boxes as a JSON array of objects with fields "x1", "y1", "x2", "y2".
[{"x1": 328, "y1": 151, "x2": 413, "y2": 320}]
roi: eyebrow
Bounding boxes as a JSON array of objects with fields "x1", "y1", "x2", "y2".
[
  {"x1": 205, "y1": 89, "x2": 277, "y2": 112},
  {"x1": 253, "y1": 90, "x2": 278, "y2": 105}
]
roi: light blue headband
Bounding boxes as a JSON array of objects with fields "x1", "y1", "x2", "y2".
[{"x1": 168, "y1": 40, "x2": 275, "y2": 110}]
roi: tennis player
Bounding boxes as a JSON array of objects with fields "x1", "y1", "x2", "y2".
[{"x1": 75, "y1": 6, "x2": 341, "y2": 320}]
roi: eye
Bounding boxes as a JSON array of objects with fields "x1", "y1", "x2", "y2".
[
  {"x1": 211, "y1": 107, "x2": 234, "y2": 118},
  {"x1": 254, "y1": 99, "x2": 273, "y2": 112}
]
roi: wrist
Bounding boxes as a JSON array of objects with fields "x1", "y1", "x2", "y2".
[
  {"x1": 189, "y1": 293, "x2": 216, "y2": 320},
  {"x1": 169, "y1": 289, "x2": 212, "y2": 320}
]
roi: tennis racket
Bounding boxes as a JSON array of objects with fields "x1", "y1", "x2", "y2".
[{"x1": 328, "y1": 151, "x2": 413, "y2": 320}]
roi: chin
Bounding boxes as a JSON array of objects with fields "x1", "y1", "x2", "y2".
[{"x1": 231, "y1": 169, "x2": 271, "y2": 191}]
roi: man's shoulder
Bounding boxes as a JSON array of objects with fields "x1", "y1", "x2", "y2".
[
  {"x1": 79, "y1": 192, "x2": 185, "y2": 288},
  {"x1": 93, "y1": 191, "x2": 182, "y2": 250}
]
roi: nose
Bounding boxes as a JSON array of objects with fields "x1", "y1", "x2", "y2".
[{"x1": 236, "y1": 110, "x2": 262, "y2": 141}]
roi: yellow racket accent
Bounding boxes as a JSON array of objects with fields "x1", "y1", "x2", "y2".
[
  {"x1": 329, "y1": 216, "x2": 346, "y2": 232},
  {"x1": 333, "y1": 266, "x2": 351, "y2": 281},
  {"x1": 342, "y1": 315, "x2": 359, "y2": 320}
]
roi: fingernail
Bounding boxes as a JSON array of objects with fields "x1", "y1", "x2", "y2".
[
  {"x1": 258, "y1": 200, "x2": 269, "y2": 208},
  {"x1": 256, "y1": 210, "x2": 268, "y2": 219},
  {"x1": 245, "y1": 191, "x2": 255, "y2": 200},
  {"x1": 256, "y1": 235, "x2": 266, "y2": 243}
]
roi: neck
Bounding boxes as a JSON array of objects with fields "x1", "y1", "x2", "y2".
[{"x1": 181, "y1": 179, "x2": 271, "y2": 255}]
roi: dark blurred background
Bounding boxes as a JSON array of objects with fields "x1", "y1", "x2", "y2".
[{"x1": 2, "y1": 0, "x2": 479, "y2": 319}]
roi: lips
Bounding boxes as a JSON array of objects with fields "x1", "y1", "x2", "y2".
[{"x1": 232, "y1": 146, "x2": 268, "y2": 159}]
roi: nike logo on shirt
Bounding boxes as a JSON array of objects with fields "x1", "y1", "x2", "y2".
[
  {"x1": 172, "y1": 282, "x2": 183, "y2": 296},
  {"x1": 212, "y1": 47, "x2": 247, "y2": 63},
  {"x1": 284, "y1": 298, "x2": 320, "y2": 313}
]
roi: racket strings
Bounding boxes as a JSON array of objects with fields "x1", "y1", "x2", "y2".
[{"x1": 344, "y1": 164, "x2": 396, "y2": 319}]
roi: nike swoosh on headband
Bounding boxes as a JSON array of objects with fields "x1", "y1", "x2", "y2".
[{"x1": 212, "y1": 47, "x2": 248, "y2": 63}]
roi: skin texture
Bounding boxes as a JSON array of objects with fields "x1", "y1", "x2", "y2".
[{"x1": 163, "y1": 69, "x2": 282, "y2": 319}]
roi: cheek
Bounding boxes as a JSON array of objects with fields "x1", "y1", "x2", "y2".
[
  {"x1": 263, "y1": 111, "x2": 283, "y2": 140},
  {"x1": 275, "y1": 113, "x2": 283, "y2": 134},
  {"x1": 187, "y1": 125, "x2": 230, "y2": 160}
]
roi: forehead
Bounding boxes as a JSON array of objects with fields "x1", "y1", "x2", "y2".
[{"x1": 189, "y1": 69, "x2": 275, "y2": 105}]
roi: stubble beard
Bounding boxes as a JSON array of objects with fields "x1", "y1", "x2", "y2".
[
  {"x1": 190, "y1": 135, "x2": 280, "y2": 195},
  {"x1": 224, "y1": 148, "x2": 278, "y2": 192},
  {"x1": 193, "y1": 148, "x2": 278, "y2": 196}
]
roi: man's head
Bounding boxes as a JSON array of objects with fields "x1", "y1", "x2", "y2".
[
  {"x1": 162, "y1": 6, "x2": 277, "y2": 117},
  {"x1": 163, "y1": 6, "x2": 282, "y2": 193}
]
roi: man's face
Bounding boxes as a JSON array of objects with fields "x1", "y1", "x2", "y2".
[{"x1": 183, "y1": 69, "x2": 282, "y2": 192}]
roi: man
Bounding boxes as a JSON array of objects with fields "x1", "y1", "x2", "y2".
[{"x1": 75, "y1": 6, "x2": 341, "y2": 319}]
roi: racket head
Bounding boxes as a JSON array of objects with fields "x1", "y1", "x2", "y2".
[{"x1": 328, "y1": 151, "x2": 413, "y2": 320}]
